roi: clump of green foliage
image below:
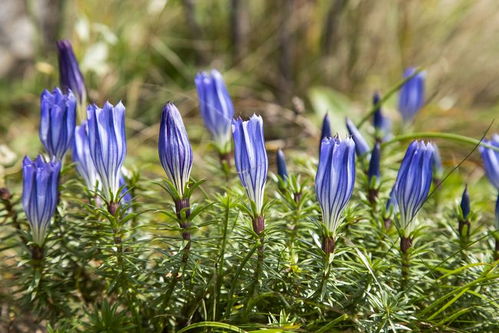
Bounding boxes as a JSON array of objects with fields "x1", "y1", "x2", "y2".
[{"x1": 1, "y1": 124, "x2": 498, "y2": 332}]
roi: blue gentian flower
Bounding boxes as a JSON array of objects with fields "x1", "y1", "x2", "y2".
[
  {"x1": 495, "y1": 195, "x2": 499, "y2": 231},
  {"x1": 86, "y1": 102, "x2": 127, "y2": 200},
  {"x1": 195, "y1": 70, "x2": 234, "y2": 152},
  {"x1": 368, "y1": 143, "x2": 381, "y2": 183},
  {"x1": 392, "y1": 141, "x2": 434, "y2": 235},
  {"x1": 431, "y1": 143, "x2": 444, "y2": 181},
  {"x1": 276, "y1": 149, "x2": 288, "y2": 180},
  {"x1": 315, "y1": 137, "x2": 356, "y2": 235},
  {"x1": 460, "y1": 185, "x2": 470, "y2": 220},
  {"x1": 56, "y1": 40, "x2": 86, "y2": 104},
  {"x1": 372, "y1": 92, "x2": 391, "y2": 141},
  {"x1": 22, "y1": 156, "x2": 61, "y2": 246},
  {"x1": 479, "y1": 134, "x2": 499, "y2": 190},
  {"x1": 119, "y1": 176, "x2": 132, "y2": 206},
  {"x1": 398, "y1": 68, "x2": 425, "y2": 122},
  {"x1": 39, "y1": 88, "x2": 77, "y2": 161},
  {"x1": 386, "y1": 187, "x2": 398, "y2": 214},
  {"x1": 158, "y1": 103, "x2": 193, "y2": 197},
  {"x1": 73, "y1": 123, "x2": 100, "y2": 191},
  {"x1": 345, "y1": 118, "x2": 370, "y2": 157},
  {"x1": 321, "y1": 114, "x2": 332, "y2": 141},
  {"x1": 232, "y1": 115, "x2": 268, "y2": 214}
]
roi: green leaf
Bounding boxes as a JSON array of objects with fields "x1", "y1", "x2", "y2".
[{"x1": 176, "y1": 321, "x2": 247, "y2": 333}]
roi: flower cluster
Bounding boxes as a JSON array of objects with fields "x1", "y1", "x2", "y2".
[{"x1": 21, "y1": 45, "x2": 499, "y2": 270}]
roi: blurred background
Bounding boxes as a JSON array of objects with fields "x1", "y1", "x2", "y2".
[{"x1": 1, "y1": 0, "x2": 498, "y2": 185}]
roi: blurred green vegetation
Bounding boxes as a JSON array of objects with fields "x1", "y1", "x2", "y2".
[{"x1": 0, "y1": 0, "x2": 498, "y2": 186}]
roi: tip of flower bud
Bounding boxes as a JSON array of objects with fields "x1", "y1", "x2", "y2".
[
  {"x1": 56, "y1": 39, "x2": 72, "y2": 50},
  {"x1": 320, "y1": 114, "x2": 332, "y2": 140},
  {"x1": 276, "y1": 149, "x2": 288, "y2": 180},
  {"x1": 460, "y1": 185, "x2": 471, "y2": 220}
]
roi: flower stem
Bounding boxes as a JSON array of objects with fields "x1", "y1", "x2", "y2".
[
  {"x1": 400, "y1": 236, "x2": 412, "y2": 289},
  {"x1": 243, "y1": 217, "x2": 265, "y2": 317},
  {"x1": 224, "y1": 244, "x2": 258, "y2": 319},
  {"x1": 162, "y1": 240, "x2": 191, "y2": 315},
  {"x1": 316, "y1": 236, "x2": 335, "y2": 299},
  {"x1": 160, "y1": 198, "x2": 193, "y2": 331},
  {"x1": 382, "y1": 132, "x2": 499, "y2": 152},
  {"x1": 214, "y1": 197, "x2": 231, "y2": 320}
]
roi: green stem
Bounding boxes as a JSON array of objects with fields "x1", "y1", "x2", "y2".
[
  {"x1": 316, "y1": 252, "x2": 332, "y2": 300},
  {"x1": 242, "y1": 235, "x2": 264, "y2": 319},
  {"x1": 162, "y1": 240, "x2": 191, "y2": 311},
  {"x1": 288, "y1": 204, "x2": 300, "y2": 267},
  {"x1": 214, "y1": 198, "x2": 231, "y2": 320},
  {"x1": 224, "y1": 243, "x2": 258, "y2": 319},
  {"x1": 400, "y1": 236, "x2": 412, "y2": 290},
  {"x1": 357, "y1": 68, "x2": 424, "y2": 128},
  {"x1": 382, "y1": 132, "x2": 499, "y2": 152}
]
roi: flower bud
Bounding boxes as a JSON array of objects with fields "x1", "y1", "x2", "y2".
[
  {"x1": 56, "y1": 40, "x2": 86, "y2": 104},
  {"x1": 195, "y1": 70, "x2": 234, "y2": 153},
  {"x1": 368, "y1": 143, "x2": 381, "y2": 183},
  {"x1": 392, "y1": 141, "x2": 434, "y2": 235},
  {"x1": 276, "y1": 149, "x2": 288, "y2": 180},
  {"x1": 73, "y1": 122, "x2": 100, "y2": 191},
  {"x1": 22, "y1": 156, "x2": 61, "y2": 246},
  {"x1": 232, "y1": 115, "x2": 268, "y2": 214},
  {"x1": 398, "y1": 68, "x2": 425, "y2": 122},
  {"x1": 315, "y1": 137, "x2": 356, "y2": 235},
  {"x1": 158, "y1": 103, "x2": 193, "y2": 197},
  {"x1": 86, "y1": 102, "x2": 127, "y2": 200},
  {"x1": 345, "y1": 118, "x2": 370, "y2": 157},
  {"x1": 39, "y1": 88, "x2": 76, "y2": 160},
  {"x1": 460, "y1": 186, "x2": 470, "y2": 221},
  {"x1": 372, "y1": 92, "x2": 391, "y2": 141},
  {"x1": 321, "y1": 114, "x2": 332, "y2": 141},
  {"x1": 479, "y1": 134, "x2": 499, "y2": 190}
]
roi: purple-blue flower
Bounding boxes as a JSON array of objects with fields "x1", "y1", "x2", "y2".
[
  {"x1": 460, "y1": 185, "x2": 470, "y2": 220},
  {"x1": 431, "y1": 143, "x2": 444, "y2": 181},
  {"x1": 86, "y1": 102, "x2": 127, "y2": 200},
  {"x1": 398, "y1": 68, "x2": 425, "y2": 122},
  {"x1": 345, "y1": 118, "x2": 370, "y2": 157},
  {"x1": 276, "y1": 149, "x2": 288, "y2": 180},
  {"x1": 479, "y1": 134, "x2": 499, "y2": 190},
  {"x1": 232, "y1": 115, "x2": 268, "y2": 214},
  {"x1": 73, "y1": 122, "x2": 100, "y2": 191},
  {"x1": 22, "y1": 156, "x2": 61, "y2": 246},
  {"x1": 195, "y1": 70, "x2": 234, "y2": 152},
  {"x1": 57, "y1": 40, "x2": 86, "y2": 104},
  {"x1": 392, "y1": 141, "x2": 434, "y2": 235},
  {"x1": 119, "y1": 176, "x2": 132, "y2": 206},
  {"x1": 39, "y1": 88, "x2": 76, "y2": 160},
  {"x1": 321, "y1": 114, "x2": 332, "y2": 141},
  {"x1": 386, "y1": 187, "x2": 398, "y2": 214},
  {"x1": 158, "y1": 103, "x2": 193, "y2": 197},
  {"x1": 372, "y1": 92, "x2": 391, "y2": 141},
  {"x1": 368, "y1": 143, "x2": 381, "y2": 183},
  {"x1": 315, "y1": 137, "x2": 356, "y2": 235}
]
